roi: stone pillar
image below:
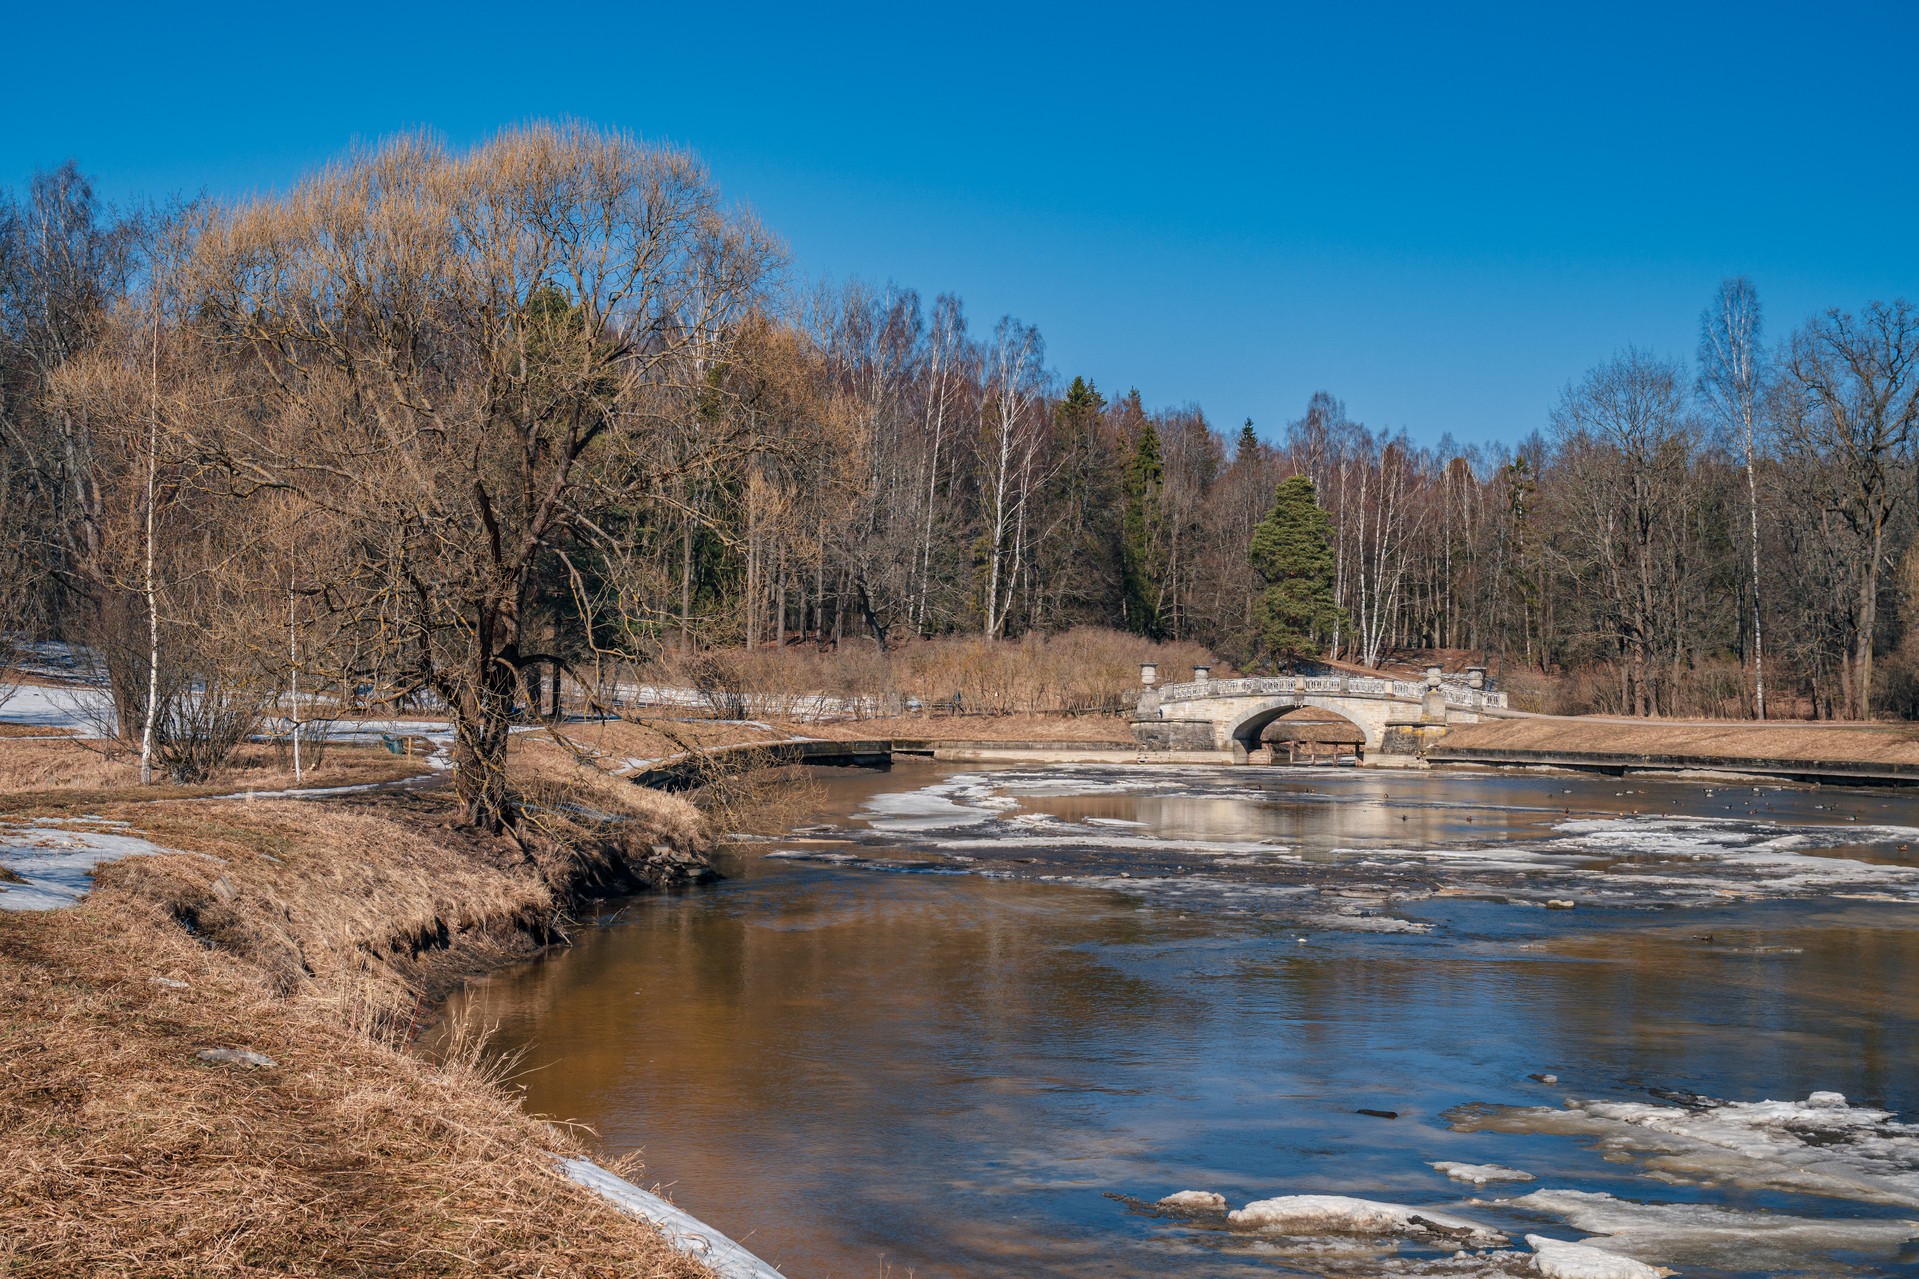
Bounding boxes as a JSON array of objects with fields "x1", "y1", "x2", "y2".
[
  {"x1": 1425, "y1": 664, "x2": 1443, "y2": 690},
  {"x1": 1192, "y1": 665, "x2": 1210, "y2": 683},
  {"x1": 1466, "y1": 665, "x2": 1486, "y2": 690},
  {"x1": 1140, "y1": 663, "x2": 1157, "y2": 687}
]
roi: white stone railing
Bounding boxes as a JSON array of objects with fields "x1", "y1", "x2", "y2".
[{"x1": 1152, "y1": 675, "x2": 1506, "y2": 710}]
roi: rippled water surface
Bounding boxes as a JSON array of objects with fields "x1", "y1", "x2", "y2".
[{"x1": 439, "y1": 764, "x2": 1919, "y2": 1277}]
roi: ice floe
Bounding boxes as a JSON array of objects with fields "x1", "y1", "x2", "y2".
[
  {"x1": 1228, "y1": 1194, "x2": 1508, "y2": 1246},
  {"x1": 1452, "y1": 1090, "x2": 1919, "y2": 1208},
  {"x1": 1510, "y1": 1188, "x2": 1919, "y2": 1270},
  {"x1": 1155, "y1": 1189, "x2": 1227, "y2": 1212},
  {"x1": 1432, "y1": 1161, "x2": 1535, "y2": 1185},
  {"x1": 1523, "y1": 1234, "x2": 1667, "y2": 1279}
]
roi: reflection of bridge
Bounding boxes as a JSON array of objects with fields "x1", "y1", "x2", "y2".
[{"x1": 1131, "y1": 673, "x2": 1507, "y2": 761}]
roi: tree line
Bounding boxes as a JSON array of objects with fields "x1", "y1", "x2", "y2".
[{"x1": 2, "y1": 124, "x2": 1917, "y2": 829}]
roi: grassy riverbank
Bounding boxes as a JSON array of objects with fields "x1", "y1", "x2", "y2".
[
  {"x1": 1437, "y1": 714, "x2": 1919, "y2": 772},
  {"x1": 0, "y1": 736, "x2": 719, "y2": 1277}
]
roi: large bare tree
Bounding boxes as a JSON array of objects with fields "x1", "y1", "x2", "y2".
[
  {"x1": 179, "y1": 125, "x2": 777, "y2": 830},
  {"x1": 1780, "y1": 301, "x2": 1919, "y2": 718},
  {"x1": 1698, "y1": 278, "x2": 1769, "y2": 717}
]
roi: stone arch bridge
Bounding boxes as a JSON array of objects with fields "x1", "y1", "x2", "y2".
[{"x1": 1131, "y1": 673, "x2": 1507, "y2": 761}]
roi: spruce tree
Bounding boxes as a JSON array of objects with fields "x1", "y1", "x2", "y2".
[
  {"x1": 1236, "y1": 418, "x2": 1259, "y2": 462},
  {"x1": 1120, "y1": 420, "x2": 1165, "y2": 635},
  {"x1": 1248, "y1": 474, "x2": 1346, "y2": 664}
]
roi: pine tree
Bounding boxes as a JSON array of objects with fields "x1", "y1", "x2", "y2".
[
  {"x1": 1120, "y1": 419, "x2": 1165, "y2": 635},
  {"x1": 1248, "y1": 474, "x2": 1346, "y2": 664}
]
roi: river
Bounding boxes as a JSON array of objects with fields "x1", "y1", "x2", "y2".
[{"x1": 437, "y1": 763, "x2": 1919, "y2": 1277}]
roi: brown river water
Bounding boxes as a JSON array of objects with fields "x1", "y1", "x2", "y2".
[{"x1": 436, "y1": 763, "x2": 1919, "y2": 1278}]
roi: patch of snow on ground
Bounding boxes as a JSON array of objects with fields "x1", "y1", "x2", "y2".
[
  {"x1": 559, "y1": 1157, "x2": 784, "y2": 1279},
  {"x1": 0, "y1": 683, "x2": 113, "y2": 733},
  {"x1": 0, "y1": 818, "x2": 175, "y2": 910}
]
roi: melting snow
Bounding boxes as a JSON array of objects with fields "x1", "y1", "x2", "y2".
[{"x1": 0, "y1": 818, "x2": 175, "y2": 910}]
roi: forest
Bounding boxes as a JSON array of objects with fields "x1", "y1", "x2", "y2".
[{"x1": 3, "y1": 124, "x2": 1917, "y2": 830}]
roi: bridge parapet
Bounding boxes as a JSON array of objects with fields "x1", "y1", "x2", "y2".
[{"x1": 1153, "y1": 675, "x2": 1505, "y2": 711}]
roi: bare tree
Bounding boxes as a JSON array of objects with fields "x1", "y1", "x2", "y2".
[
  {"x1": 178, "y1": 125, "x2": 778, "y2": 831},
  {"x1": 1780, "y1": 301, "x2": 1919, "y2": 718},
  {"x1": 977, "y1": 317, "x2": 1049, "y2": 639},
  {"x1": 1550, "y1": 349, "x2": 1697, "y2": 716},
  {"x1": 1698, "y1": 278, "x2": 1769, "y2": 717}
]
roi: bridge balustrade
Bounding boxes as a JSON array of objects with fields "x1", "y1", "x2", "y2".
[{"x1": 1152, "y1": 675, "x2": 1506, "y2": 710}]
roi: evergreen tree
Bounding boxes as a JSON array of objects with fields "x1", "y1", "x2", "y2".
[
  {"x1": 1120, "y1": 419, "x2": 1166, "y2": 635},
  {"x1": 1236, "y1": 418, "x2": 1259, "y2": 462},
  {"x1": 1040, "y1": 376, "x2": 1120, "y2": 623},
  {"x1": 1248, "y1": 474, "x2": 1346, "y2": 664}
]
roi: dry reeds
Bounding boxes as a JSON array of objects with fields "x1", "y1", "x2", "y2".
[
  {"x1": 0, "y1": 895, "x2": 711, "y2": 1277},
  {"x1": 650, "y1": 625, "x2": 1225, "y2": 720}
]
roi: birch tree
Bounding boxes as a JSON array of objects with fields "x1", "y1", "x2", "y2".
[{"x1": 1698, "y1": 278, "x2": 1769, "y2": 716}]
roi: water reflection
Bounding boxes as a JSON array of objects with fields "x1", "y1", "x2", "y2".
[{"x1": 438, "y1": 765, "x2": 1919, "y2": 1278}]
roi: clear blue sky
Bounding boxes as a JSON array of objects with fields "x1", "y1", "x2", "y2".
[{"x1": 6, "y1": 1, "x2": 1915, "y2": 449}]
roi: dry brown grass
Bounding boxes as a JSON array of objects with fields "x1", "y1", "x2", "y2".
[
  {"x1": 0, "y1": 740, "x2": 430, "y2": 815},
  {"x1": 0, "y1": 893, "x2": 710, "y2": 1278},
  {"x1": 1441, "y1": 715, "x2": 1919, "y2": 765},
  {"x1": 85, "y1": 798, "x2": 562, "y2": 1014},
  {"x1": 804, "y1": 710, "x2": 1135, "y2": 743},
  {"x1": 0, "y1": 722, "x2": 77, "y2": 739},
  {"x1": 0, "y1": 736, "x2": 135, "y2": 791},
  {"x1": 651, "y1": 626, "x2": 1224, "y2": 718}
]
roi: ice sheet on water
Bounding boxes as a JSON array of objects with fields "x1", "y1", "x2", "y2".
[
  {"x1": 1228, "y1": 1194, "x2": 1509, "y2": 1246},
  {"x1": 1452, "y1": 1090, "x2": 1919, "y2": 1208},
  {"x1": 856, "y1": 773, "x2": 1016, "y2": 832},
  {"x1": 1431, "y1": 1161, "x2": 1535, "y2": 1185},
  {"x1": 1522, "y1": 1235, "x2": 1667, "y2": 1279},
  {"x1": 1509, "y1": 1188, "x2": 1919, "y2": 1270}
]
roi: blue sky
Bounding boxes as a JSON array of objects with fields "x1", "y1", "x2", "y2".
[{"x1": 5, "y1": 1, "x2": 1915, "y2": 448}]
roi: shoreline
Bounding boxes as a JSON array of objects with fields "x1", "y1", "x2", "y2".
[
  {"x1": 0, "y1": 749, "x2": 748, "y2": 1277},
  {"x1": 8, "y1": 708, "x2": 1917, "y2": 1274}
]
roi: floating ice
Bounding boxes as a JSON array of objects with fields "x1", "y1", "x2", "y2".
[
  {"x1": 1523, "y1": 1235, "x2": 1667, "y2": 1279},
  {"x1": 1431, "y1": 1161, "x2": 1535, "y2": 1185},
  {"x1": 1511, "y1": 1188, "x2": 1919, "y2": 1269},
  {"x1": 1228, "y1": 1194, "x2": 1508, "y2": 1246},
  {"x1": 1156, "y1": 1189, "x2": 1227, "y2": 1212},
  {"x1": 1452, "y1": 1091, "x2": 1919, "y2": 1207}
]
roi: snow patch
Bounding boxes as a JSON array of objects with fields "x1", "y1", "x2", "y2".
[
  {"x1": 0, "y1": 818, "x2": 175, "y2": 911},
  {"x1": 559, "y1": 1156, "x2": 784, "y2": 1279}
]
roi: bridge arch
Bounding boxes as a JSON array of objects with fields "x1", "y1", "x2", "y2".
[{"x1": 1221, "y1": 696, "x2": 1382, "y2": 756}]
